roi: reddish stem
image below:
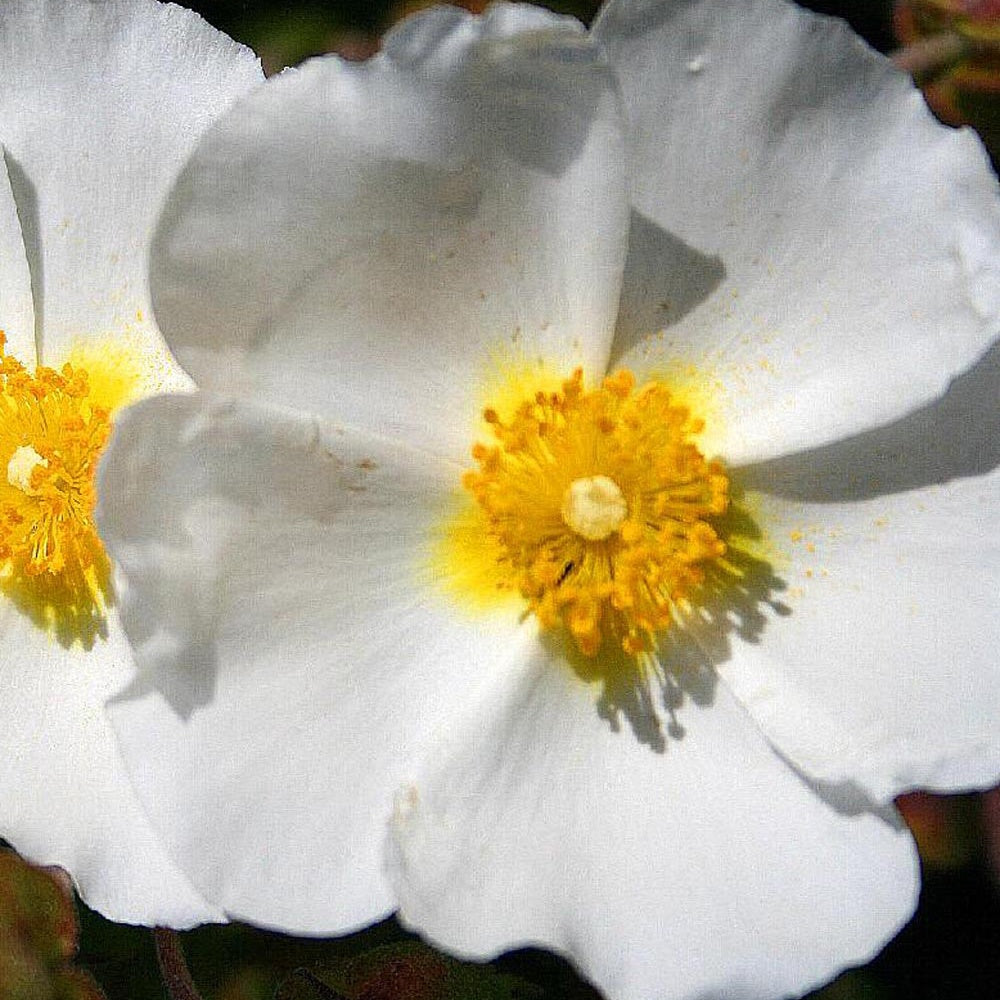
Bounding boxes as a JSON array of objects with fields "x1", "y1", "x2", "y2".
[{"x1": 153, "y1": 928, "x2": 203, "y2": 1000}]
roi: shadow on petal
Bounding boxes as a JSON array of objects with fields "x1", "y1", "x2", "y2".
[
  {"x1": 383, "y1": 11, "x2": 611, "y2": 179},
  {"x1": 1, "y1": 554, "x2": 112, "y2": 651},
  {"x1": 558, "y1": 498, "x2": 788, "y2": 753},
  {"x1": 776, "y1": 745, "x2": 909, "y2": 825},
  {"x1": 106, "y1": 554, "x2": 221, "y2": 720},
  {"x1": 465, "y1": 32, "x2": 615, "y2": 177},
  {"x1": 739, "y1": 339, "x2": 1000, "y2": 502},
  {"x1": 607, "y1": 209, "x2": 725, "y2": 368},
  {"x1": 107, "y1": 582, "x2": 218, "y2": 721},
  {"x1": 3, "y1": 151, "x2": 42, "y2": 356}
]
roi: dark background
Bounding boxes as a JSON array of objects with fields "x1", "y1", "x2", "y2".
[{"x1": 181, "y1": 0, "x2": 898, "y2": 73}]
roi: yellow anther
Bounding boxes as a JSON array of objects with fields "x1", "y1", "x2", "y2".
[
  {"x1": 602, "y1": 369, "x2": 635, "y2": 398},
  {"x1": 463, "y1": 366, "x2": 729, "y2": 657}
]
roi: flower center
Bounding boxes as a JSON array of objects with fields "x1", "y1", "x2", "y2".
[
  {"x1": 463, "y1": 368, "x2": 729, "y2": 657},
  {"x1": 561, "y1": 475, "x2": 627, "y2": 541},
  {"x1": 0, "y1": 332, "x2": 113, "y2": 634}
]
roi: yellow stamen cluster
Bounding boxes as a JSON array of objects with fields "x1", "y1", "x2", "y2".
[
  {"x1": 0, "y1": 332, "x2": 111, "y2": 623},
  {"x1": 463, "y1": 368, "x2": 729, "y2": 657}
]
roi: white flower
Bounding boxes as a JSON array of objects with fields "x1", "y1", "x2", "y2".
[
  {"x1": 0, "y1": 0, "x2": 262, "y2": 923},
  {"x1": 98, "y1": 0, "x2": 1000, "y2": 996}
]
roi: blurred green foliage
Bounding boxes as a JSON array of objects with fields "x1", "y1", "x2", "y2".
[
  {"x1": 0, "y1": 851, "x2": 104, "y2": 1000},
  {"x1": 896, "y1": 0, "x2": 1000, "y2": 164}
]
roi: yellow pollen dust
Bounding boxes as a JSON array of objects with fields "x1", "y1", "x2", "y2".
[
  {"x1": 463, "y1": 367, "x2": 729, "y2": 658},
  {"x1": 0, "y1": 331, "x2": 113, "y2": 635}
]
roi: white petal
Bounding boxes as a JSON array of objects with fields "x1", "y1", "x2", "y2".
[
  {"x1": 594, "y1": 0, "x2": 1000, "y2": 464},
  {"x1": 716, "y1": 467, "x2": 1000, "y2": 802},
  {"x1": 0, "y1": 0, "x2": 262, "y2": 367},
  {"x1": 0, "y1": 606, "x2": 220, "y2": 926},
  {"x1": 98, "y1": 392, "x2": 531, "y2": 932},
  {"x1": 150, "y1": 5, "x2": 629, "y2": 462},
  {"x1": 738, "y1": 337, "x2": 999, "y2": 499},
  {"x1": 389, "y1": 640, "x2": 919, "y2": 1000},
  {"x1": 0, "y1": 147, "x2": 35, "y2": 365}
]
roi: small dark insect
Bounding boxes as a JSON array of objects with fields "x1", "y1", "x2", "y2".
[{"x1": 556, "y1": 561, "x2": 575, "y2": 586}]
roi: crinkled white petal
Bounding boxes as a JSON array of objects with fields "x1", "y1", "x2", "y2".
[
  {"x1": 0, "y1": 0, "x2": 262, "y2": 370},
  {"x1": 0, "y1": 605, "x2": 221, "y2": 926},
  {"x1": 716, "y1": 467, "x2": 1000, "y2": 802},
  {"x1": 389, "y1": 639, "x2": 919, "y2": 1000},
  {"x1": 0, "y1": 147, "x2": 34, "y2": 365},
  {"x1": 150, "y1": 3, "x2": 628, "y2": 462},
  {"x1": 98, "y1": 392, "x2": 532, "y2": 932},
  {"x1": 595, "y1": 0, "x2": 1000, "y2": 464}
]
